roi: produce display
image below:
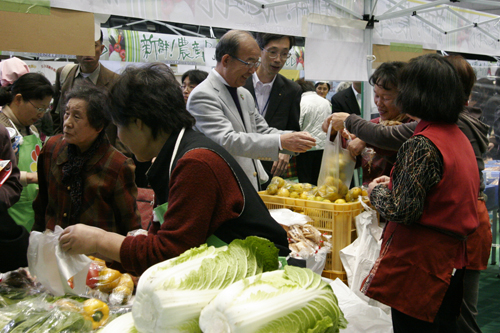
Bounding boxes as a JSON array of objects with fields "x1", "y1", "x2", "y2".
[
  {"x1": 85, "y1": 256, "x2": 135, "y2": 306},
  {"x1": 132, "y1": 236, "x2": 280, "y2": 332},
  {"x1": 199, "y1": 265, "x2": 347, "y2": 333},
  {"x1": 0, "y1": 269, "x2": 98, "y2": 332},
  {"x1": 1, "y1": 238, "x2": 347, "y2": 333},
  {"x1": 265, "y1": 176, "x2": 367, "y2": 204}
]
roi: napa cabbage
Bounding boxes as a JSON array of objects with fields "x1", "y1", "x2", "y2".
[
  {"x1": 199, "y1": 265, "x2": 348, "y2": 333},
  {"x1": 132, "y1": 236, "x2": 279, "y2": 333}
]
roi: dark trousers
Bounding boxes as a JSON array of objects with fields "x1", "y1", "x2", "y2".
[
  {"x1": 392, "y1": 268, "x2": 465, "y2": 333},
  {"x1": 296, "y1": 150, "x2": 323, "y2": 186},
  {"x1": 458, "y1": 269, "x2": 481, "y2": 333}
]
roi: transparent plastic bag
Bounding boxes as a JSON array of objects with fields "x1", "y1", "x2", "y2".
[{"x1": 317, "y1": 123, "x2": 356, "y2": 190}]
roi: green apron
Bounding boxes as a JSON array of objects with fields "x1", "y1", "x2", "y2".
[{"x1": 8, "y1": 133, "x2": 42, "y2": 231}]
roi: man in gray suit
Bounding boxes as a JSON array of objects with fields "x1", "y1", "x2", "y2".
[{"x1": 187, "y1": 30, "x2": 315, "y2": 191}]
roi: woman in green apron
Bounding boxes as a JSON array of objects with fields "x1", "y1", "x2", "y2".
[{"x1": 0, "y1": 73, "x2": 54, "y2": 231}]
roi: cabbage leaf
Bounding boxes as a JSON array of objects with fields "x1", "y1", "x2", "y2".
[
  {"x1": 199, "y1": 266, "x2": 348, "y2": 333},
  {"x1": 132, "y1": 236, "x2": 279, "y2": 333}
]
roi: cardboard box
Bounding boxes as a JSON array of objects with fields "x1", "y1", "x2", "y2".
[{"x1": 0, "y1": 8, "x2": 94, "y2": 56}]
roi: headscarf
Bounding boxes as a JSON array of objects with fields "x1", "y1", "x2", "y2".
[{"x1": 0, "y1": 58, "x2": 30, "y2": 87}]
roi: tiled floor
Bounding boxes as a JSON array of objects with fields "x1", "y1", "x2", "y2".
[{"x1": 477, "y1": 250, "x2": 500, "y2": 332}]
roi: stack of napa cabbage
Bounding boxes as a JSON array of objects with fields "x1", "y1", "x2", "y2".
[{"x1": 100, "y1": 236, "x2": 347, "y2": 333}]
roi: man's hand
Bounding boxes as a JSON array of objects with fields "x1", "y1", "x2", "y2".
[
  {"x1": 347, "y1": 138, "x2": 366, "y2": 158},
  {"x1": 59, "y1": 224, "x2": 105, "y2": 255},
  {"x1": 367, "y1": 175, "x2": 391, "y2": 196},
  {"x1": 281, "y1": 132, "x2": 316, "y2": 153},
  {"x1": 271, "y1": 153, "x2": 290, "y2": 176},
  {"x1": 322, "y1": 112, "x2": 350, "y2": 133}
]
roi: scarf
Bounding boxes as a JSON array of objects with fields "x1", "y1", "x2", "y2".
[
  {"x1": 379, "y1": 113, "x2": 409, "y2": 126},
  {"x1": 62, "y1": 131, "x2": 105, "y2": 220}
]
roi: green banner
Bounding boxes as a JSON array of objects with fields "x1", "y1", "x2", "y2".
[
  {"x1": 102, "y1": 29, "x2": 218, "y2": 66},
  {"x1": 0, "y1": 0, "x2": 50, "y2": 15},
  {"x1": 389, "y1": 42, "x2": 423, "y2": 53}
]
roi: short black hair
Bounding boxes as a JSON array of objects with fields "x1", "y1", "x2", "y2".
[
  {"x1": 109, "y1": 63, "x2": 195, "y2": 139},
  {"x1": 99, "y1": 30, "x2": 103, "y2": 44},
  {"x1": 64, "y1": 81, "x2": 110, "y2": 131},
  {"x1": 215, "y1": 30, "x2": 253, "y2": 62},
  {"x1": 295, "y1": 79, "x2": 315, "y2": 93},
  {"x1": 256, "y1": 33, "x2": 295, "y2": 50},
  {"x1": 315, "y1": 81, "x2": 330, "y2": 91},
  {"x1": 0, "y1": 73, "x2": 54, "y2": 107},
  {"x1": 369, "y1": 61, "x2": 406, "y2": 90},
  {"x1": 181, "y1": 69, "x2": 208, "y2": 86},
  {"x1": 397, "y1": 54, "x2": 464, "y2": 124}
]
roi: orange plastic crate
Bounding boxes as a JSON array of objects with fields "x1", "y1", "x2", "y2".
[{"x1": 258, "y1": 192, "x2": 368, "y2": 281}]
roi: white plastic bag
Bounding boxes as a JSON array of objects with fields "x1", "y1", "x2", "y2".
[
  {"x1": 329, "y1": 278, "x2": 393, "y2": 333},
  {"x1": 317, "y1": 123, "x2": 356, "y2": 188},
  {"x1": 340, "y1": 199, "x2": 388, "y2": 310},
  {"x1": 27, "y1": 226, "x2": 91, "y2": 296}
]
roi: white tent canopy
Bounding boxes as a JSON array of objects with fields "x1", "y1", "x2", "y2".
[{"x1": 14, "y1": 0, "x2": 500, "y2": 117}]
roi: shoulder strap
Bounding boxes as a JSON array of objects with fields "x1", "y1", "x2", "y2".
[{"x1": 60, "y1": 64, "x2": 77, "y2": 86}]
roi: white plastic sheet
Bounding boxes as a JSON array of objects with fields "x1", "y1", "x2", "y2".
[
  {"x1": 329, "y1": 278, "x2": 393, "y2": 333},
  {"x1": 27, "y1": 226, "x2": 91, "y2": 296}
]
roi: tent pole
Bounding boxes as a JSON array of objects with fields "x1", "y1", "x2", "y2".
[
  {"x1": 324, "y1": 0, "x2": 363, "y2": 19},
  {"x1": 376, "y1": 0, "x2": 449, "y2": 21},
  {"x1": 364, "y1": 0, "x2": 374, "y2": 121},
  {"x1": 261, "y1": 0, "x2": 305, "y2": 9},
  {"x1": 414, "y1": 14, "x2": 446, "y2": 34},
  {"x1": 460, "y1": 0, "x2": 500, "y2": 8}
]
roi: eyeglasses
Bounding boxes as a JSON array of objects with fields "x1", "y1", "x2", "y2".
[
  {"x1": 181, "y1": 84, "x2": 197, "y2": 92},
  {"x1": 262, "y1": 48, "x2": 292, "y2": 60},
  {"x1": 28, "y1": 100, "x2": 51, "y2": 114},
  {"x1": 230, "y1": 55, "x2": 261, "y2": 69}
]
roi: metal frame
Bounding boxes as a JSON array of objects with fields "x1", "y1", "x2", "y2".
[
  {"x1": 372, "y1": 0, "x2": 500, "y2": 43},
  {"x1": 110, "y1": 19, "x2": 207, "y2": 38}
]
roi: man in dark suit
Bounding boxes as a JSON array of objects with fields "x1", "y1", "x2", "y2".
[
  {"x1": 331, "y1": 81, "x2": 362, "y2": 115},
  {"x1": 51, "y1": 31, "x2": 128, "y2": 155},
  {"x1": 244, "y1": 33, "x2": 301, "y2": 182}
]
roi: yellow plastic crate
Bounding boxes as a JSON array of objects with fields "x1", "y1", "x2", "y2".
[{"x1": 259, "y1": 192, "x2": 368, "y2": 282}]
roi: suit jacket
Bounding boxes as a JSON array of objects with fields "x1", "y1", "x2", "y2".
[
  {"x1": 331, "y1": 87, "x2": 361, "y2": 115},
  {"x1": 244, "y1": 74, "x2": 301, "y2": 176},
  {"x1": 244, "y1": 73, "x2": 301, "y2": 131},
  {"x1": 187, "y1": 71, "x2": 293, "y2": 191},
  {"x1": 51, "y1": 64, "x2": 128, "y2": 154}
]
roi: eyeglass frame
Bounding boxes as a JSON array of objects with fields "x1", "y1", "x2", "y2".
[
  {"x1": 181, "y1": 84, "x2": 197, "y2": 92},
  {"x1": 28, "y1": 100, "x2": 51, "y2": 114},
  {"x1": 262, "y1": 48, "x2": 292, "y2": 60},
  {"x1": 230, "y1": 55, "x2": 261, "y2": 69}
]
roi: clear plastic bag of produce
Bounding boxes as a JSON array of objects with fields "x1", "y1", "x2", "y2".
[
  {"x1": 0, "y1": 294, "x2": 93, "y2": 333},
  {"x1": 317, "y1": 123, "x2": 356, "y2": 189},
  {"x1": 270, "y1": 209, "x2": 332, "y2": 275},
  {"x1": 82, "y1": 257, "x2": 135, "y2": 306}
]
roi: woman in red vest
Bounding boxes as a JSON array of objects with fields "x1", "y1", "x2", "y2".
[{"x1": 363, "y1": 54, "x2": 480, "y2": 332}]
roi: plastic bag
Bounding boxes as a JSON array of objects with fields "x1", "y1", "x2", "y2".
[
  {"x1": 339, "y1": 199, "x2": 388, "y2": 311},
  {"x1": 329, "y1": 278, "x2": 393, "y2": 333},
  {"x1": 317, "y1": 123, "x2": 356, "y2": 189},
  {"x1": 27, "y1": 226, "x2": 91, "y2": 296}
]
